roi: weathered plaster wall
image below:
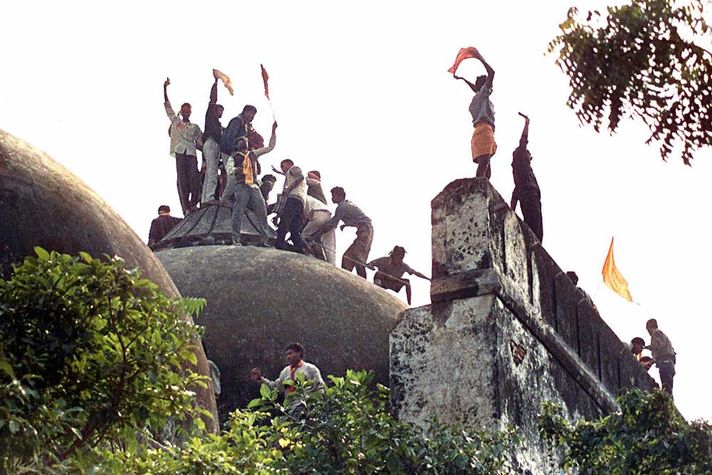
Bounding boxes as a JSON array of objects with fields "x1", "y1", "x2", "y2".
[{"x1": 391, "y1": 178, "x2": 655, "y2": 473}]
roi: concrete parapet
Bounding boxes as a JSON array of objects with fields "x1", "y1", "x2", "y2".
[{"x1": 391, "y1": 178, "x2": 655, "y2": 473}]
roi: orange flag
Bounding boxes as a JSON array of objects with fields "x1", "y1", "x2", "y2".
[
  {"x1": 212, "y1": 68, "x2": 234, "y2": 96},
  {"x1": 602, "y1": 237, "x2": 633, "y2": 302},
  {"x1": 447, "y1": 47, "x2": 479, "y2": 75},
  {"x1": 260, "y1": 64, "x2": 270, "y2": 99}
]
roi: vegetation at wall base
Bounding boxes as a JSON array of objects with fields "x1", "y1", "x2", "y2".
[{"x1": 540, "y1": 388, "x2": 712, "y2": 474}]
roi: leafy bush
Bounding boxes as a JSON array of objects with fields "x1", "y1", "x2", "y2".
[
  {"x1": 98, "y1": 370, "x2": 516, "y2": 474},
  {"x1": 0, "y1": 249, "x2": 207, "y2": 472},
  {"x1": 548, "y1": 0, "x2": 712, "y2": 164},
  {"x1": 540, "y1": 389, "x2": 712, "y2": 474}
]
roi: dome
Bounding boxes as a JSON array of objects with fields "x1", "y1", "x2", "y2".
[
  {"x1": 155, "y1": 245, "x2": 407, "y2": 418},
  {"x1": 0, "y1": 129, "x2": 218, "y2": 431}
]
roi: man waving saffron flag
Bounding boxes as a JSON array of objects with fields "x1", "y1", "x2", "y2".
[
  {"x1": 448, "y1": 46, "x2": 479, "y2": 75},
  {"x1": 602, "y1": 237, "x2": 633, "y2": 302}
]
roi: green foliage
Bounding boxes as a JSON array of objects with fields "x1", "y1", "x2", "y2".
[
  {"x1": 99, "y1": 370, "x2": 516, "y2": 474},
  {"x1": 548, "y1": 0, "x2": 712, "y2": 164},
  {"x1": 540, "y1": 389, "x2": 712, "y2": 474},
  {"x1": 0, "y1": 249, "x2": 207, "y2": 471}
]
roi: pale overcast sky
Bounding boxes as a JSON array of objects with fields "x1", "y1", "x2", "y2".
[{"x1": 2, "y1": 1, "x2": 711, "y2": 421}]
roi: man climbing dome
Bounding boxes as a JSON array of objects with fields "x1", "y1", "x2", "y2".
[{"x1": 367, "y1": 246, "x2": 430, "y2": 305}]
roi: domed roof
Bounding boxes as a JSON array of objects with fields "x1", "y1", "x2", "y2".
[
  {"x1": 0, "y1": 129, "x2": 219, "y2": 431},
  {"x1": 155, "y1": 245, "x2": 407, "y2": 418},
  {"x1": 153, "y1": 203, "x2": 276, "y2": 250}
]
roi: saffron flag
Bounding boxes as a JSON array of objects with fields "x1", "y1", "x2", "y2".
[
  {"x1": 213, "y1": 68, "x2": 234, "y2": 96},
  {"x1": 602, "y1": 237, "x2": 633, "y2": 302},
  {"x1": 260, "y1": 64, "x2": 270, "y2": 99},
  {"x1": 447, "y1": 47, "x2": 479, "y2": 75}
]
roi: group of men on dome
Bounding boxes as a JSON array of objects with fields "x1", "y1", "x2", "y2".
[{"x1": 152, "y1": 70, "x2": 430, "y2": 305}]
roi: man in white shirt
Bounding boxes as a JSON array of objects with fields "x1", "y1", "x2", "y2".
[
  {"x1": 301, "y1": 195, "x2": 336, "y2": 264},
  {"x1": 250, "y1": 343, "x2": 325, "y2": 418},
  {"x1": 163, "y1": 78, "x2": 203, "y2": 216},
  {"x1": 275, "y1": 159, "x2": 307, "y2": 253}
]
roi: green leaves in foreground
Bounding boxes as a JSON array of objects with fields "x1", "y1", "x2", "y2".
[
  {"x1": 0, "y1": 248, "x2": 207, "y2": 472},
  {"x1": 540, "y1": 388, "x2": 712, "y2": 474},
  {"x1": 100, "y1": 370, "x2": 517, "y2": 474}
]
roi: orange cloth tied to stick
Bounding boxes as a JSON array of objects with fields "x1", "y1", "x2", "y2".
[
  {"x1": 213, "y1": 68, "x2": 234, "y2": 96},
  {"x1": 448, "y1": 47, "x2": 479, "y2": 75},
  {"x1": 260, "y1": 64, "x2": 270, "y2": 99},
  {"x1": 602, "y1": 237, "x2": 633, "y2": 302}
]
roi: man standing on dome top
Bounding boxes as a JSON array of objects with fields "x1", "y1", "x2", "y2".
[
  {"x1": 224, "y1": 123, "x2": 277, "y2": 246},
  {"x1": 454, "y1": 49, "x2": 496, "y2": 178},
  {"x1": 201, "y1": 70, "x2": 226, "y2": 205},
  {"x1": 318, "y1": 187, "x2": 373, "y2": 278},
  {"x1": 164, "y1": 77, "x2": 203, "y2": 215},
  {"x1": 250, "y1": 343, "x2": 324, "y2": 418},
  {"x1": 147, "y1": 205, "x2": 182, "y2": 248}
]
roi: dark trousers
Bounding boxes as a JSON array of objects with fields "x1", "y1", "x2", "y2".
[
  {"x1": 657, "y1": 360, "x2": 675, "y2": 396},
  {"x1": 176, "y1": 153, "x2": 200, "y2": 215},
  {"x1": 276, "y1": 197, "x2": 305, "y2": 253},
  {"x1": 520, "y1": 188, "x2": 543, "y2": 242}
]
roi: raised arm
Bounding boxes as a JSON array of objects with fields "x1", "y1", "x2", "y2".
[
  {"x1": 163, "y1": 78, "x2": 179, "y2": 124},
  {"x1": 252, "y1": 122, "x2": 278, "y2": 158},
  {"x1": 518, "y1": 112, "x2": 530, "y2": 148},
  {"x1": 453, "y1": 75, "x2": 479, "y2": 93},
  {"x1": 163, "y1": 77, "x2": 170, "y2": 103},
  {"x1": 476, "y1": 52, "x2": 495, "y2": 88},
  {"x1": 209, "y1": 77, "x2": 218, "y2": 105}
]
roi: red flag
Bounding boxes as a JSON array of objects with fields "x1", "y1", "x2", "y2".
[
  {"x1": 260, "y1": 64, "x2": 270, "y2": 100},
  {"x1": 447, "y1": 47, "x2": 479, "y2": 75}
]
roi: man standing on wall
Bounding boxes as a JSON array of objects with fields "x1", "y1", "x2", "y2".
[
  {"x1": 164, "y1": 78, "x2": 203, "y2": 215},
  {"x1": 645, "y1": 318, "x2": 677, "y2": 397},
  {"x1": 454, "y1": 49, "x2": 496, "y2": 178},
  {"x1": 510, "y1": 112, "x2": 543, "y2": 242}
]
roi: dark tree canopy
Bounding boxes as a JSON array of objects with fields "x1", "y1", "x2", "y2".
[{"x1": 548, "y1": 0, "x2": 712, "y2": 165}]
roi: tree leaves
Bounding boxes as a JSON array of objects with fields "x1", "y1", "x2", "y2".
[
  {"x1": 0, "y1": 250, "x2": 207, "y2": 471},
  {"x1": 549, "y1": 0, "x2": 712, "y2": 165}
]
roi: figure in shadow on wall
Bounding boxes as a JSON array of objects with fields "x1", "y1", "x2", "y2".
[{"x1": 510, "y1": 113, "x2": 543, "y2": 242}]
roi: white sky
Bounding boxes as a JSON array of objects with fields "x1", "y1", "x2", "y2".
[{"x1": 2, "y1": 1, "x2": 711, "y2": 421}]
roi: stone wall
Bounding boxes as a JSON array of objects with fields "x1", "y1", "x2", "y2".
[{"x1": 390, "y1": 178, "x2": 655, "y2": 473}]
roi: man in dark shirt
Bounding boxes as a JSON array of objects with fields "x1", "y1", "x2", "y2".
[
  {"x1": 510, "y1": 113, "x2": 543, "y2": 242},
  {"x1": 221, "y1": 105, "x2": 257, "y2": 156},
  {"x1": 201, "y1": 70, "x2": 225, "y2": 205},
  {"x1": 148, "y1": 205, "x2": 182, "y2": 248}
]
